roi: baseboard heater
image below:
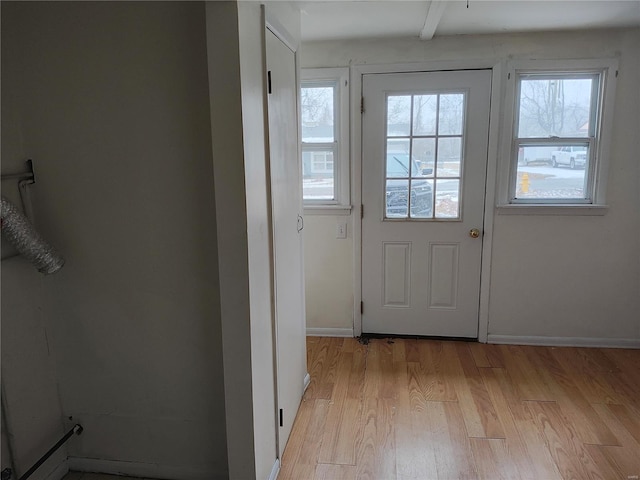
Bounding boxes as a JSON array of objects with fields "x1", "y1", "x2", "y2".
[{"x1": 2, "y1": 424, "x2": 83, "y2": 480}]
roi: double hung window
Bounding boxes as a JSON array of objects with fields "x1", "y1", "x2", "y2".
[
  {"x1": 301, "y1": 68, "x2": 350, "y2": 211},
  {"x1": 503, "y1": 60, "x2": 617, "y2": 210}
]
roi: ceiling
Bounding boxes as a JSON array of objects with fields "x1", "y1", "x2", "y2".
[{"x1": 298, "y1": 0, "x2": 640, "y2": 42}]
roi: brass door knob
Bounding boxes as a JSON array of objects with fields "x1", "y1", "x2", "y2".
[{"x1": 469, "y1": 228, "x2": 481, "y2": 238}]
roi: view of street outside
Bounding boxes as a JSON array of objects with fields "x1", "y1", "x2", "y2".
[
  {"x1": 515, "y1": 162, "x2": 587, "y2": 199},
  {"x1": 305, "y1": 159, "x2": 588, "y2": 206},
  {"x1": 512, "y1": 74, "x2": 595, "y2": 200},
  {"x1": 303, "y1": 177, "x2": 334, "y2": 200},
  {"x1": 304, "y1": 159, "x2": 462, "y2": 217}
]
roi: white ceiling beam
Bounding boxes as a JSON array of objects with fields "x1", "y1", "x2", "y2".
[{"x1": 419, "y1": 0, "x2": 449, "y2": 41}]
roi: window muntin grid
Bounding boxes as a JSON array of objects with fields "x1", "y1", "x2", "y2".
[{"x1": 385, "y1": 92, "x2": 466, "y2": 220}]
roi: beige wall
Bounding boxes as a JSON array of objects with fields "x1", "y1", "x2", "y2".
[
  {"x1": 2, "y1": 2, "x2": 227, "y2": 478},
  {"x1": 301, "y1": 28, "x2": 640, "y2": 344},
  {"x1": 303, "y1": 215, "x2": 354, "y2": 331},
  {"x1": 2, "y1": 4, "x2": 72, "y2": 477}
]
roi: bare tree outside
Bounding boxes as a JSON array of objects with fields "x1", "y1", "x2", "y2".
[
  {"x1": 387, "y1": 95, "x2": 411, "y2": 136},
  {"x1": 438, "y1": 94, "x2": 464, "y2": 135},
  {"x1": 301, "y1": 85, "x2": 336, "y2": 200},
  {"x1": 413, "y1": 94, "x2": 437, "y2": 136},
  {"x1": 301, "y1": 86, "x2": 334, "y2": 142},
  {"x1": 518, "y1": 77, "x2": 593, "y2": 138}
]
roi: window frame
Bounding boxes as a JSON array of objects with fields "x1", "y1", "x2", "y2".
[
  {"x1": 498, "y1": 59, "x2": 618, "y2": 214},
  {"x1": 301, "y1": 67, "x2": 351, "y2": 214},
  {"x1": 383, "y1": 91, "x2": 468, "y2": 221}
]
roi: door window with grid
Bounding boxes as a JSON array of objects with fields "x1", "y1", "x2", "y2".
[{"x1": 385, "y1": 92, "x2": 466, "y2": 219}]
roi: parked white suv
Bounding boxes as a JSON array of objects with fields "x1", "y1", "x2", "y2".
[{"x1": 551, "y1": 146, "x2": 587, "y2": 169}]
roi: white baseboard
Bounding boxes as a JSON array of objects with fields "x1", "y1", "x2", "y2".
[
  {"x1": 68, "y1": 457, "x2": 225, "y2": 480},
  {"x1": 306, "y1": 327, "x2": 354, "y2": 337},
  {"x1": 487, "y1": 335, "x2": 640, "y2": 349},
  {"x1": 303, "y1": 372, "x2": 311, "y2": 392},
  {"x1": 268, "y1": 458, "x2": 280, "y2": 480},
  {"x1": 45, "y1": 460, "x2": 69, "y2": 480}
]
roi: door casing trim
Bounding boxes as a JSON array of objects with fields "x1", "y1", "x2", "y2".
[{"x1": 351, "y1": 60, "x2": 504, "y2": 342}]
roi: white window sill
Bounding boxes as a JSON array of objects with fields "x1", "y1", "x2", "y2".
[
  {"x1": 303, "y1": 205, "x2": 353, "y2": 216},
  {"x1": 496, "y1": 204, "x2": 608, "y2": 216}
]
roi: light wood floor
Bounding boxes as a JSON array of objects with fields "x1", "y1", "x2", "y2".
[{"x1": 279, "y1": 337, "x2": 640, "y2": 480}]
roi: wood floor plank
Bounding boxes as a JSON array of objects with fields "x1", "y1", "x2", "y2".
[
  {"x1": 584, "y1": 444, "x2": 626, "y2": 480},
  {"x1": 454, "y1": 343, "x2": 505, "y2": 439},
  {"x1": 347, "y1": 340, "x2": 367, "y2": 400},
  {"x1": 306, "y1": 337, "x2": 344, "y2": 400},
  {"x1": 446, "y1": 349, "x2": 485, "y2": 438},
  {"x1": 607, "y1": 403, "x2": 640, "y2": 446},
  {"x1": 304, "y1": 337, "x2": 331, "y2": 400},
  {"x1": 550, "y1": 346, "x2": 626, "y2": 405},
  {"x1": 445, "y1": 343, "x2": 502, "y2": 439},
  {"x1": 591, "y1": 445, "x2": 640, "y2": 479},
  {"x1": 468, "y1": 342, "x2": 492, "y2": 368},
  {"x1": 484, "y1": 344, "x2": 506, "y2": 368},
  {"x1": 406, "y1": 362, "x2": 428, "y2": 412},
  {"x1": 318, "y1": 398, "x2": 362, "y2": 465},
  {"x1": 404, "y1": 338, "x2": 421, "y2": 363},
  {"x1": 531, "y1": 347, "x2": 619, "y2": 446},
  {"x1": 394, "y1": 357, "x2": 438, "y2": 480},
  {"x1": 391, "y1": 338, "x2": 407, "y2": 363},
  {"x1": 284, "y1": 338, "x2": 638, "y2": 480},
  {"x1": 416, "y1": 340, "x2": 458, "y2": 402},
  {"x1": 500, "y1": 345, "x2": 555, "y2": 401},
  {"x1": 340, "y1": 337, "x2": 360, "y2": 353},
  {"x1": 525, "y1": 400, "x2": 604, "y2": 480},
  {"x1": 366, "y1": 339, "x2": 396, "y2": 399},
  {"x1": 479, "y1": 367, "x2": 551, "y2": 479},
  {"x1": 355, "y1": 397, "x2": 397, "y2": 480},
  {"x1": 490, "y1": 368, "x2": 563, "y2": 480},
  {"x1": 436, "y1": 401, "x2": 478, "y2": 479},
  {"x1": 280, "y1": 399, "x2": 330, "y2": 479},
  {"x1": 590, "y1": 403, "x2": 640, "y2": 478},
  {"x1": 314, "y1": 463, "x2": 357, "y2": 480},
  {"x1": 470, "y1": 438, "x2": 521, "y2": 480},
  {"x1": 280, "y1": 398, "x2": 314, "y2": 467},
  {"x1": 602, "y1": 349, "x2": 640, "y2": 415},
  {"x1": 604, "y1": 348, "x2": 640, "y2": 377},
  {"x1": 318, "y1": 342, "x2": 363, "y2": 465},
  {"x1": 279, "y1": 462, "x2": 315, "y2": 480}
]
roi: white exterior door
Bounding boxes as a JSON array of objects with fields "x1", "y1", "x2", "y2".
[
  {"x1": 265, "y1": 29, "x2": 307, "y2": 457},
  {"x1": 362, "y1": 70, "x2": 491, "y2": 337}
]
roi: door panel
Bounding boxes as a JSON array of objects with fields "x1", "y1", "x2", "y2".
[
  {"x1": 265, "y1": 29, "x2": 306, "y2": 457},
  {"x1": 362, "y1": 70, "x2": 491, "y2": 337},
  {"x1": 383, "y1": 242, "x2": 412, "y2": 307}
]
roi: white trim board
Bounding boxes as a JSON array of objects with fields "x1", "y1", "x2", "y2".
[
  {"x1": 68, "y1": 458, "x2": 225, "y2": 480},
  {"x1": 488, "y1": 335, "x2": 640, "y2": 349},
  {"x1": 306, "y1": 327, "x2": 354, "y2": 337},
  {"x1": 269, "y1": 459, "x2": 280, "y2": 480},
  {"x1": 303, "y1": 373, "x2": 311, "y2": 392}
]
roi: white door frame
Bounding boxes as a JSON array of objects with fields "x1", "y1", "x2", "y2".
[{"x1": 351, "y1": 61, "x2": 505, "y2": 342}]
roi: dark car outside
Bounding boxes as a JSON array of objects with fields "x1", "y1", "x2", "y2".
[{"x1": 385, "y1": 154, "x2": 433, "y2": 218}]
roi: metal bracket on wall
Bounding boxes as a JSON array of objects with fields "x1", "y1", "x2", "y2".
[
  {"x1": 1, "y1": 159, "x2": 36, "y2": 219},
  {"x1": 1, "y1": 159, "x2": 36, "y2": 261}
]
